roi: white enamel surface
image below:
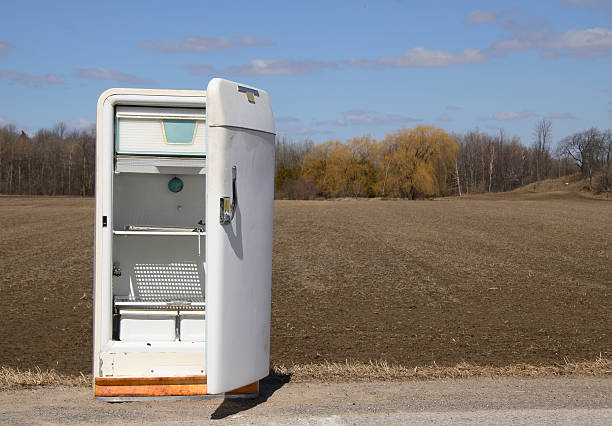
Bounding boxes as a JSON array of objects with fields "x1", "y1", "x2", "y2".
[
  {"x1": 119, "y1": 310, "x2": 178, "y2": 341},
  {"x1": 95, "y1": 84, "x2": 274, "y2": 391},
  {"x1": 115, "y1": 106, "x2": 206, "y2": 120},
  {"x1": 180, "y1": 312, "x2": 206, "y2": 342},
  {"x1": 115, "y1": 156, "x2": 206, "y2": 174},
  {"x1": 206, "y1": 78, "x2": 274, "y2": 134},
  {"x1": 112, "y1": 173, "x2": 205, "y2": 230},
  {"x1": 100, "y1": 342, "x2": 206, "y2": 377},
  {"x1": 94, "y1": 89, "x2": 206, "y2": 380},
  {"x1": 111, "y1": 236, "x2": 205, "y2": 303},
  {"x1": 206, "y1": 79, "x2": 274, "y2": 394}
]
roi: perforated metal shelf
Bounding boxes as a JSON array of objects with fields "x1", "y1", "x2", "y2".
[{"x1": 114, "y1": 262, "x2": 205, "y2": 310}]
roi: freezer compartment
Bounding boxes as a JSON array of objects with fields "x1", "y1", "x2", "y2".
[
  {"x1": 115, "y1": 155, "x2": 206, "y2": 175},
  {"x1": 180, "y1": 311, "x2": 206, "y2": 342},
  {"x1": 115, "y1": 106, "x2": 206, "y2": 156},
  {"x1": 119, "y1": 310, "x2": 178, "y2": 341}
]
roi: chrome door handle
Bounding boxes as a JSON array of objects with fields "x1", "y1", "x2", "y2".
[{"x1": 220, "y1": 166, "x2": 237, "y2": 225}]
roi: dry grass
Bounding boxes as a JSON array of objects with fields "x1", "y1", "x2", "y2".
[
  {"x1": 505, "y1": 175, "x2": 611, "y2": 200},
  {"x1": 2, "y1": 357, "x2": 609, "y2": 390},
  {"x1": 273, "y1": 356, "x2": 612, "y2": 383},
  {"x1": 0, "y1": 366, "x2": 90, "y2": 390}
]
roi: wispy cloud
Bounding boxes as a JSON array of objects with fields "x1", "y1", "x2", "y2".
[
  {"x1": 563, "y1": 0, "x2": 612, "y2": 15},
  {"x1": 184, "y1": 64, "x2": 216, "y2": 76},
  {"x1": 0, "y1": 115, "x2": 28, "y2": 131},
  {"x1": 491, "y1": 39, "x2": 535, "y2": 51},
  {"x1": 276, "y1": 125, "x2": 332, "y2": 136},
  {"x1": 274, "y1": 116, "x2": 332, "y2": 137},
  {"x1": 437, "y1": 105, "x2": 461, "y2": 122},
  {"x1": 464, "y1": 10, "x2": 497, "y2": 25},
  {"x1": 377, "y1": 46, "x2": 487, "y2": 67},
  {"x1": 186, "y1": 42, "x2": 515, "y2": 78},
  {"x1": 343, "y1": 58, "x2": 372, "y2": 68},
  {"x1": 65, "y1": 117, "x2": 95, "y2": 131},
  {"x1": 464, "y1": 8, "x2": 519, "y2": 25},
  {"x1": 491, "y1": 110, "x2": 535, "y2": 121},
  {"x1": 0, "y1": 70, "x2": 63, "y2": 87},
  {"x1": 187, "y1": 24, "x2": 612, "y2": 80},
  {"x1": 226, "y1": 59, "x2": 338, "y2": 75},
  {"x1": 546, "y1": 27, "x2": 612, "y2": 57},
  {"x1": 141, "y1": 34, "x2": 272, "y2": 53},
  {"x1": 0, "y1": 116, "x2": 15, "y2": 126},
  {"x1": 276, "y1": 126, "x2": 310, "y2": 135},
  {"x1": 317, "y1": 110, "x2": 421, "y2": 127},
  {"x1": 275, "y1": 116, "x2": 300, "y2": 124},
  {"x1": 0, "y1": 41, "x2": 11, "y2": 55},
  {"x1": 545, "y1": 112, "x2": 575, "y2": 120},
  {"x1": 186, "y1": 59, "x2": 338, "y2": 76},
  {"x1": 436, "y1": 113, "x2": 453, "y2": 122},
  {"x1": 74, "y1": 67, "x2": 153, "y2": 85},
  {"x1": 489, "y1": 15, "x2": 612, "y2": 58},
  {"x1": 489, "y1": 19, "x2": 554, "y2": 54},
  {"x1": 316, "y1": 119, "x2": 346, "y2": 127}
]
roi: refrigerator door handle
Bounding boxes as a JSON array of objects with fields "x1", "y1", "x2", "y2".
[{"x1": 219, "y1": 166, "x2": 238, "y2": 225}]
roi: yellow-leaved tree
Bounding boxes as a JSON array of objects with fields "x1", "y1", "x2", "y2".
[
  {"x1": 303, "y1": 137, "x2": 378, "y2": 197},
  {"x1": 377, "y1": 126, "x2": 458, "y2": 198}
]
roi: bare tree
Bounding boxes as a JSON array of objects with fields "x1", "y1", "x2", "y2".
[
  {"x1": 53, "y1": 122, "x2": 67, "y2": 139},
  {"x1": 0, "y1": 124, "x2": 96, "y2": 196},
  {"x1": 487, "y1": 140, "x2": 495, "y2": 192},
  {"x1": 533, "y1": 118, "x2": 552, "y2": 181},
  {"x1": 600, "y1": 130, "x2": 612, "y2": 191},
  {"x1": 454, "y1": 158, "x2": 462, "y2": 196},
  {"x1": 560, "y1": 128, "x2": 604, "y2": 188},
  {"x1": 0, "y1": 121, "x2": 595, "y2": 198}
]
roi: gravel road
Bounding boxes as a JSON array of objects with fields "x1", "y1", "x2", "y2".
[{"x1": 1, "y1": 377, "x2": 610, "y2": 424}]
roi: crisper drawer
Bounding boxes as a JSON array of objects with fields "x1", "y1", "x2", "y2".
[
  {"x1": 115, "y1": 106, "x2": 206, "y2": 156},
  {"x1": 179, "y1": 311, "x2": 206, "y2": 342},
  {"x1": 119, "y1": 309, "x2": 178, "y2": 341}
]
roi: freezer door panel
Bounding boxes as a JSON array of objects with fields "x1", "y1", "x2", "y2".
[{"x1": 206, "y1": 79, "x2": 274, "y2": 394}]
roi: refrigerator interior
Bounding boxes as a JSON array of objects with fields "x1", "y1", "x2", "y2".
[{"x1": 111, "y1": 172, "x2": 207, "y2": 346}]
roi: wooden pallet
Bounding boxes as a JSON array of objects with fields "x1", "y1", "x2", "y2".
[{"x1": 94, "y1": 376, "x2": 258, "y2": 398}]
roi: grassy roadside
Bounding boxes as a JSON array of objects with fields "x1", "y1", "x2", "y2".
[
  {"x1": 0, "y1": 366, "x2": 90, "y2": 390},
  {"x1": 273, "y1": 357, "x2": 612, "y2": 382},
  {"x1": 2, "y1": 357, "x2": 610, "y2": 390}
]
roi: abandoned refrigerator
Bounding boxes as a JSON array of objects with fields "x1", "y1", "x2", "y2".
[{"x1": 92, "y1": 79, "x2": 275, "y2": 400}]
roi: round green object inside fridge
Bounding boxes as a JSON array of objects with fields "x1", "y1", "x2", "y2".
[{"x1": 168, "y1": 176, "x2": 184, "y2": 193}]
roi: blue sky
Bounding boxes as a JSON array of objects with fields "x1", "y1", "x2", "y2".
[{"x1": 1, "y1": 0, "x2": 611, "y2": 145}]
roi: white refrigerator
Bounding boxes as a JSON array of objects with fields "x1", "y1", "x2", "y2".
[{"x1": 93, "y1": 79, "x2": 274, "y2": 400}]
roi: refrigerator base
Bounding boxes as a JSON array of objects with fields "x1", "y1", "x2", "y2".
[{"x1": 94, "y1": 376, "x2": 259, "y2": 400}]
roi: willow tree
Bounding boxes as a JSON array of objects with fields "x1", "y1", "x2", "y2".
[
  {"x1": 378, "y1": 125, "x2": 458, "y2": 198},
  {"x1": 302, "y1": 137, "x2": 377, "y2": 198}
]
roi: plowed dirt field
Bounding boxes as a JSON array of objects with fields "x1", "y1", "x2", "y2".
[{"x1": 0, "y1": 194, "x2": 610, "y2": 375}]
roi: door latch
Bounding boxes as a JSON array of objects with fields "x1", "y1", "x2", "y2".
[
  {"x1": 112, "y1": 262, "x2": 122, "y2": 277},
  {"x1": 220, "y1": 166, "x2": 237, "y2": 225}
]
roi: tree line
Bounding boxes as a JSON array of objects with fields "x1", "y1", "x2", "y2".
[
  {"x1": 276, "y1": 120, "x2": 611, "y2": 199},
  {"x1": 0, "y1": 123, "x2": 95, "y2": 196},
  {"x1": 0, "y1": 120, "x2": 610, "y2": 198}
]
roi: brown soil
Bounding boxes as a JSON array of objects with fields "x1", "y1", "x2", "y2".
[
  {"x1": 0, "y1": 194, "x2": 610, "y2": 375},
  {"x1": 0, "y1": 196, "x2": 93, "y2": 375}
]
